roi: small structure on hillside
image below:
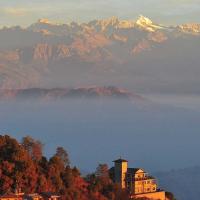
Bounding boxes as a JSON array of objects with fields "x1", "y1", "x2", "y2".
[
  {"x1": 110, "y1": 158, "x2": 166, "y2": 200},
  {"x1": 0, "y1": 189, "x2": 24, "y2": 200},
  {"x1": 23, "y1": 193, "x2": 43, "y2": 200},
  {"x1": 0, "y1": 194, "x2": 23, "y2": 200},
  {"x1": 0, "y1": 192, "x2": 60, "y2": 200}
]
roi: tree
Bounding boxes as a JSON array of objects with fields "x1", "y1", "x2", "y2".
[
  {"x1": 0, "y1": 135, "x2": 38, "y2": 194},
  {"x1": 95, "y1": 164, "x2": 109, "y2": 178},
  {"x1": 55, "y1": 147, "x2": 70, "y2": 167},
  {"x1": 21, "y1": 136, "x2": 43, "y2": 161},
  {"x1": 166, "y1": 192, "x2": 177, "y2": 200}
]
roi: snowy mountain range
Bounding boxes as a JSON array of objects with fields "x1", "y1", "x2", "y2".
[{"x1": 0, "y1": 15, "x2": 200, "y2": 93}]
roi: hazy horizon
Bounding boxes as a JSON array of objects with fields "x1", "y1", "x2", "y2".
[{"x1": 1, "y1": 97, "x2": 200, "y2": 172}]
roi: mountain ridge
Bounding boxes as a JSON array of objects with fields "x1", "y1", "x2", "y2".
[
  {"x1": 2, "y1": 15, "x2": 200, "y2": 35},
  {"x1": 0, "y1": 15, "x2": 200, "y2": 92},
  {"x1": 0, "y1": 86, "x2": 145, "y2": 102}
]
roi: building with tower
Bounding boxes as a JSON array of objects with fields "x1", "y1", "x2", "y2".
[{"x1": 111, "y1": 158, "x2": 166, "y2": 200}]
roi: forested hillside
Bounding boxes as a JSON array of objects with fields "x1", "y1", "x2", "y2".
[
  {"x1": 0, "y1": 135, "x2": 176, "y2": 200},
  {"x1": 0, "y1": 135, "x2": 130, "y2": 200}
]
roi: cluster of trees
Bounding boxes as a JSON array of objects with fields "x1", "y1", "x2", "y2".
[
  {"x1": 0, "y1": 135, "x2": 130, "y2": 200},
  {"x1": 0, "y1": 135, "x2": 175, "y2": 200}
]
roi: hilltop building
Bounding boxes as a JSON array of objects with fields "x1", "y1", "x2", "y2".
[{"x1": 111, "y1": 158, "x2": 166, "y2": 200}]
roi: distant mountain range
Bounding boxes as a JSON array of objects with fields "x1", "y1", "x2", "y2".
[
  {"x1": 0, "y1": 86, "x2": 145, "y2": 102},
  {"x1": 0, "y1": 15, "x2": 200, "y2": 93}
]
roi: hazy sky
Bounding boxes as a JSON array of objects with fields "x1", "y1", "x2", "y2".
[{"x1": 1, "y1": 0, "x2": 200, "y2": 27}]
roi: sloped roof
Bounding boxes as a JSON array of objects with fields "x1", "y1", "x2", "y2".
[{"x1": 127, "y1": 168, "x2": 145, "y2": 174}]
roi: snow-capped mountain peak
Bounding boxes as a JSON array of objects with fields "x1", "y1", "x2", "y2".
[
  {"x1": 178, "y1": 23, "x2": 200, "y2": 35},
  {"x1": 38, "y1": 18, "x2": 54, "y2": 24},
  {"x1": 136, "y1": 15, "x2": 153, "y2": 26},
  {"x1": 37, "y1": 18, "x2": 62, "y2": 26},
  {"x1": 135, "y1": 15, "x2": 165, "y2": 32}
]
